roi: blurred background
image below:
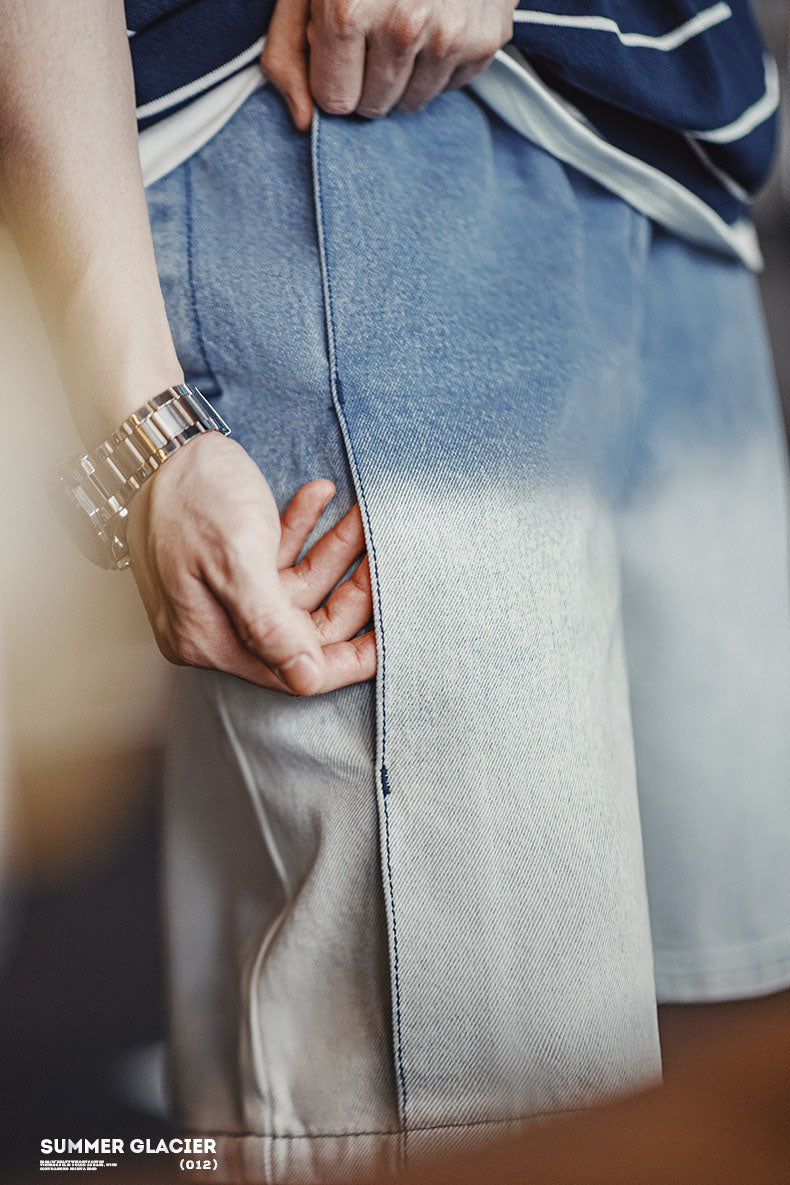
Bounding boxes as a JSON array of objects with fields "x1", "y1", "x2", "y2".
[
  {"x1": 0, "y1": 237, "x2": 174, "y2": 1166},
  {"x1": 0, "y1": 1, "x2": 788, "y2": 1178}
]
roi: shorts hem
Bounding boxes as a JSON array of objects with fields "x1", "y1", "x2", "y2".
[
  {"x1": 654, "y1": 934, "x2": 790, "y2": 1003},
  {"x1": 199, "y1": 1112, "x2": 580, "y2": 1183}
]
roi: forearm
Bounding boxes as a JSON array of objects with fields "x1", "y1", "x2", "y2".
[{"x1": 0, "y1": 0, "x2": 182, "y2": 446}]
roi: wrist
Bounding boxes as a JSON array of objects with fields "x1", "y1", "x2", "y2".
[
  {"x1": 68, "y1": 357, "x2": 186, "y2": 448},
  {"x1": 47, "y1": 382, "x2": 231, "y2": 570}
]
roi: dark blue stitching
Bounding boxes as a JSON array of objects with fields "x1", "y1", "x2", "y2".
[
  {"x1": 184, "y1": 157, "x2": 222, "y2": 396},
  {"x1": 312, "y1": 115, "x2": 407, "y2": 1134},
  {"x1": 383, "y1": 790, "x2": 409, "y2": 1126}
]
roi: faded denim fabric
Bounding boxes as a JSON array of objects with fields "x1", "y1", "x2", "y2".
[{"x1": 145, "y1": 85, "x2": 790, "y2": 1184}]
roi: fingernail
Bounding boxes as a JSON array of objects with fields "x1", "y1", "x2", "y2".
[{"x1": 277, "y1": 652, "x2": 320, "y2": 684}]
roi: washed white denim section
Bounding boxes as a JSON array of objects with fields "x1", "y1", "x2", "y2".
[
  {"x1": 618, "y1": 228, "x2": 790, "y2": 1003},
  {"x1": 624, "y1": 444, "x2": 790, "y2": 1000},
  {"x1": 163, "y1": 667, "x2": 397, "y2": 1142},
  {"x1": 146, "y1": 84, "x2": 790, "y2": 1182}
]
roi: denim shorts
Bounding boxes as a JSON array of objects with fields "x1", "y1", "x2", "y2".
[{"x1": 145, "y1": 85, "x2": 790, "y2": 1183}]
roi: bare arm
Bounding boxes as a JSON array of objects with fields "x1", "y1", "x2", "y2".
[
  {"x1": 0, "y1": 0, "x2": 376, "y2": 697},
  {"x1": 0, "y1": 0, "x2": 182, "y2": 443}
]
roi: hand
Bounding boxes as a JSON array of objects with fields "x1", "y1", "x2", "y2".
[
  {"x1": 262, "y1": 0, "x2": 517, "y2": 130},
  {"x1": 124, "y1": 431, "x2": 376, "y2": 696}
]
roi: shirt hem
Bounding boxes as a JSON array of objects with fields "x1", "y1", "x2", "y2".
[{"x1": 469, "y1": 47, "x2": 762, "y2": 270}]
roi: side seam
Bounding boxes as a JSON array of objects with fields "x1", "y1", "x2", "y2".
[
  {"x1": 309, "y1": 111, "x2": 409, "y2": 1155},
  {"x1": 184, "y1": 156, "x2": 223, "y2": 397}
]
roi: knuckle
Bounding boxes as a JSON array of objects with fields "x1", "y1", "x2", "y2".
[
  {"x1": 325, "y1": 0, "x2": 366, "y2": 37},
  {"x1": 427, "y1": 20, "x2": 466, "y2": 58},
  {"x1": 260, "y1": 43, "x2": 284, "y2": 78},
  {"x1": 290, "y1": 557, "x2": 315, "y2": 591},
  {"x1": 389, "y1": 5, "x2": 430, "y2": 50},
  {"x1": 216, "y1": 524, "x2": 263, "y2": 580},
  {"x1": 348, "y1": 644, "x2": 365, "y2": 674},
  {"x1": 156, "y1": 630, "x2": 186, "y2": 667},
  {"x1": 350, "y1": 640, "x2": 373, "y2": 678},
  {"x1": 333, "y1": 515, "x2": 362, "y2": 549},
  {"x1": 174, "y1": 638, "x2": 204, "y2": 668},
  {"x1": 168, "y1": 623, "x2": 206, "y2": 668},
  {"x1": 236, "y1": 608, "x2": 283, "y2": 653}
]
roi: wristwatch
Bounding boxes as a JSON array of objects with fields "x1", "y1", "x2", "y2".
[{"x1": 46, "y1": 383, "x2": 231, "y2": 571}]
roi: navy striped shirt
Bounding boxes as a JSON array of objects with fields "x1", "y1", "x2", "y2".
[{"x1": 126, "y1": 1, "x2": 779, "y2": 235}]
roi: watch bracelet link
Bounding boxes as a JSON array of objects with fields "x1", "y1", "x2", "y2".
[
  {"x1": 48, "y1": 383, "x2": 232, "y2": 571},
  {"x1": 78, "y1": 384, "x2": 229, "y2": 512}
]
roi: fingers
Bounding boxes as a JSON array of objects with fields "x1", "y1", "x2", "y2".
[
  {"x1": 145, "y1": 558, "x2": 376, "y2": 696},
  {"x1": 319, "y1": 630, "x2": 378, "y2": 688},
  {"x1": 128, "y1": 429, "x2": 374, "y2": 696},
  {"x1": 307, "y1": 1, "x2": 366, "y2": 114},
  {"x1": 277, "y1": 484, "x2": 368, "y2": 615},
  {"x1": 232, "y1": 628, "x2": 378, "y2": 693},
  {"x1": 283, "y1": 501, "x2": 366, "y2": 609},
  {"x1": 312, "y1": 552, "x2": 373, "y2": 642},
  {"x1": 190, "y1": 569, "x2": 376, "y2": 694},
  {"x1": 393, "y1": 8, "x2": 509, "y2": 113},
  {"x1": 266, "y1": 0, "x2": 513, "y2": 124},
  {"x1": 356, "y1": 15, "x2": 423, "y2": 118},
  {"x1": 447, "y1": 53, "x2": 496, "y2": 91},
  {"x1": 261, "y1": 0, "x2": 315, "y2": 130},
  {"x1": 218, "y1": 497, "x2": 373, "y2": 691},
  {"x1": 277, "y1": 478, "x2": 337, "y2": 568},
  {"x1": 206, "y1": 538, "x2": 326, "y2": 694},
  {"x1": 397, "y1": 50, "x2": 457, "y2": 112},
  {"x1": 155, "y1": 573, "x2": 291, "y2": 690}
]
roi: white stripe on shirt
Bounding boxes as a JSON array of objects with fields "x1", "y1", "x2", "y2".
[
  {"x1": 135, "y1": 36, "x2": 264, "y2": 121},
  {"x1": 685, "y1": 137, "x2": 751, "y2": 203},
  {"x1": 512, "y1": 3, "x2": 732, "y2": 51},
  {"x1": 686, "y1": 55, "x2": 780, "y2": 143}
]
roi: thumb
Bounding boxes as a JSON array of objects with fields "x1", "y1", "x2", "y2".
[
  {"x1": 262, "y1": 0, "x2": 315, "y2": 132},
  {"x1": 220, "y1": 562, "x2": 325, "y2": 695}
]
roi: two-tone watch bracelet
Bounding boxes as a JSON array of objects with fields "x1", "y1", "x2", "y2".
[
  {"x1": 50, "y1": 383, "x2": 231, "y2": 569},
  {"x1": 80, "y1": 383, "x2": 230, "y2": 505}
]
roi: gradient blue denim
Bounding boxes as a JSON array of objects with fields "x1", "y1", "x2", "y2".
[{"x1": 145, "y1": 84, "x2": 790, "y2": 1183}]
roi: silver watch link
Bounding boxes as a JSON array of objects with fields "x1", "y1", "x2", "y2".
[{"x1": 46, "y1": 383, "x2": 231, "y2": 571}]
